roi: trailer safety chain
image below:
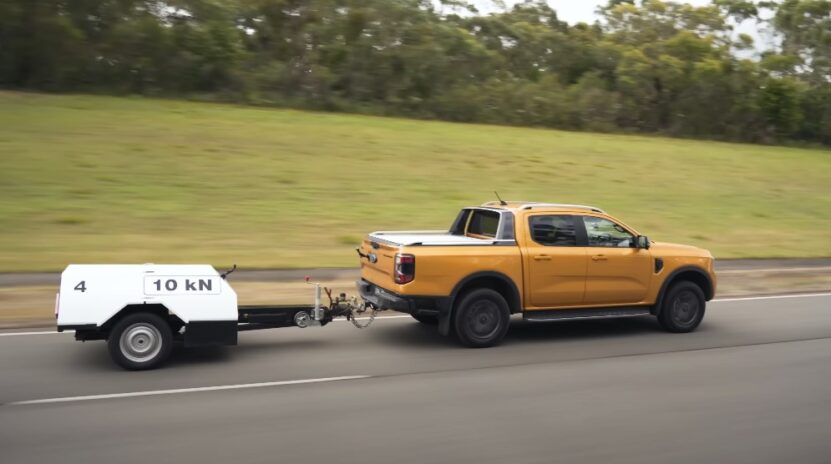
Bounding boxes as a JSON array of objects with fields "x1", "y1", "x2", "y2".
[
  {"x1": 347, "y1": 303, "x2": 379, "y2": 329},
  {"x1": 325, "y1": 289, "x2": 380, "y2": 329}
]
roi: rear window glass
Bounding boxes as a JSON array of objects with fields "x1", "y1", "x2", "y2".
[
  {"x1": 449, "y1": 209, "x2": 472, "y2": 235},
  {"x1": 529, "y1": 215, "x2": 577, "y2": 246},
  {"x1": 467, "y1": 210, "x2": 500, "y2": 238}
]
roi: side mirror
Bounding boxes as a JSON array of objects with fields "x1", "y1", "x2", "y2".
[{"x1": 636, "y1": 235, "x2": 651, "y2": 250}]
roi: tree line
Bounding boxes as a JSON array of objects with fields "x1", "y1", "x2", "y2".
[{"x1": 1, "y1": 0, "x2": 829, "y2": 145}]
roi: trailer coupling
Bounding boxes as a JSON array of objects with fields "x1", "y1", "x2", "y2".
[
  {"x1": 236, "y1": 277, "x2": 381, "y2": 331},
  {"x1": 303, "y1": 277, "x2": 379, "y2": 329}
]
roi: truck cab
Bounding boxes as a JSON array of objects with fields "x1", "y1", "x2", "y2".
[{"x1": 358, "y1": 201, "x2": 716, "y2": 347}]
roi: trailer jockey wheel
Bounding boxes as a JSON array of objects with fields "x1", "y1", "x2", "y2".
[{"x1": 108, "y1": 312, "x2": 173, "y2": 370}]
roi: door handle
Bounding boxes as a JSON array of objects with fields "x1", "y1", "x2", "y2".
[
  {"x1": 534, "y1": 255, "x2": 552, "y2": 261},
  {"x1": 592, "y1": 255, "x2": 608, "y2": 261}
]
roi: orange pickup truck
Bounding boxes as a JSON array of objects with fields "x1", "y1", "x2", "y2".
[{"x1": 358, "y1": 201, "x2": 716, "y2": 347}]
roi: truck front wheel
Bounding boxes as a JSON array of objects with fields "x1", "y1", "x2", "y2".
[
  {"x1": 658, "y1": 281, "x2": 706, "y2": 333},
  {"x1": 108, "y1": 312, "x2": 173, "y2": 370},
  {"x1": 453, "y1": 289, "x2": 510, "y2": 348}
]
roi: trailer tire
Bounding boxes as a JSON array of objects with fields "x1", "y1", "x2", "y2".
[{"x1": 108, "y1": 312, "x2": 173, "y2": 370}]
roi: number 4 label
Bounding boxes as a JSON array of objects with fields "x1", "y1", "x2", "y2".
[{"x1": 74, "y1": 281, "x2": 87, "y2": 292}]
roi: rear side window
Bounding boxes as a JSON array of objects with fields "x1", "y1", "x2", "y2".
[
  {"x1": 467, "y1": 210, "x2": 500, "y2": 238},
  {"x1": 529, "y1": 215, "x2": 578, "y2": 246}
]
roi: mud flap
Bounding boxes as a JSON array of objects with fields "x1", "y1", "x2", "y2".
[
  {"x1": 185, "y1": 320, "x2": 238, "y2": 347},
  {"x1": 437, "y1": 301, "x2": 453, "y2": 337}
]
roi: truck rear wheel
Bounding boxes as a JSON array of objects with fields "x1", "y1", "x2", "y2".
[
  {"x1": 108, "y1": 312, "x2": 173, "y2": 370},
  {"x1": 658, "y1": 281, "x2": 706, "y2": 333},
  {"x1": 453, "y1": 288, "x2": 510, "y2": 348}
]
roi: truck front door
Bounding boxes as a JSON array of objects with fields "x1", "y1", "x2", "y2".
[
  {"x1": 580, "y1": 215, "x2": 651, "y2": 305},
  {"x1": 524, "y1": 214, "x2": 587, "y2": 308}
]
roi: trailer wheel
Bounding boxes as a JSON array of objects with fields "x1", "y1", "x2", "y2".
[{"x1": 108, "y1": 312, "x2": 173, "y2": 370}]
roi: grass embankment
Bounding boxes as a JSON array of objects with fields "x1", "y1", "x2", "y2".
[{"x1": 1, "y1": 91, "x2": 830, "y2": 271}]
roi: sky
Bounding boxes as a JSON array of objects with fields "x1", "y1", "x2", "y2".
[
  {"x1": 473, "y1": 1, "x2": 774, "y2": 53},
  {"x1": 508, "y1": 0, "x2": 713, "y2": 24},
  {"x1": 546, "y1": 0, "x2": 615, "y2": 24}
]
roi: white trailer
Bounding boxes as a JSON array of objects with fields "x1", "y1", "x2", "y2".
[{"x1": 56, "y1": 264, "x2": 371, "y2": 370}]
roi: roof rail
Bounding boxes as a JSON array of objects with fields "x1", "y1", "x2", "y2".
[
  {"x1": 480, "y1": 201, "x2": 605, "y2": 213},
  {"x1": 518, "y1": 203, "x2": 605, "y2": 213}
]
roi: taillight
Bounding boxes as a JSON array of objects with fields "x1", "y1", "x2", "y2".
[{"x1": 394, "y1": 254, "x2": 415, "y2": 284}]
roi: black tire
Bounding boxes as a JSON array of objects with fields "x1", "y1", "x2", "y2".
[
  {"x1": 412, "y1": 313, "x2": 439, "y2": 325},
  {"x1": 658, "y1": 281, "x2": 706, "y2": 333},
  {"x1": 453, "y1": 288, "x2": 511, "y2": 348},
  {"x1": 107, "y1": 312, "x2": 173, "y2": 370}
]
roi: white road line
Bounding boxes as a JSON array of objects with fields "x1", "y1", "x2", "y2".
[
  {"x1": 0, "y1": 330, "x2": 68, "y2": 337},
  {"x1": 718, "y1": 266, "x2": 831, "y2": 274},
  {"x1": 0, "y1": 315, "x2": 414, "y2": 337},
  {"x1": 338, "y1": 315, "x2": 411, "y2": 322},
  {"x1": 2, "y1": 293, "x2": 830, "y2": 338},
  {"x1": 713, "y1": 292, "x2": 831, "y2": 303},
  {"x1": 8, "y1": 375, "x2": 371, "y2": 406}
]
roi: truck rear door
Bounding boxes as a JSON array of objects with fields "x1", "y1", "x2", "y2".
[{"x1": 523, "y1": 214, "x2": 588, "y2": 308}]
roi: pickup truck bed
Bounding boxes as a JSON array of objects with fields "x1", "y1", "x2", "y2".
[{"x1": 370, "y1": 231, "x2": 501, "y2": 246}]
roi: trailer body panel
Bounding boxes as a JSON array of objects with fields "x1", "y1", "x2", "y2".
[{"x1": 57, "y1": 264, "x2": 238, "y2": 327}]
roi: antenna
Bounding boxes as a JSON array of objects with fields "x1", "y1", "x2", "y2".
[{"x1": 494, "y1": 191, "x2": 507, "y2": 206}]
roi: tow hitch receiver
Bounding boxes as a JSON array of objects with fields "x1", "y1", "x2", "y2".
[{"x1": 308, "y1": 277, "x2": 380, "y2": 329}]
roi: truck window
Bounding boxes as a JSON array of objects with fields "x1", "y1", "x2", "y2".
[
  {"x1": 529, "y1": 215, "x2": 578, "y2": 246},
  {"x1": 467, "y1": 210, "x2": 500, "y2": 238},
  {"x1": 582, "y1": 216, "x2": 634, "y2": 247},
  {"x1": 449, "y1": 209, "x2": 472, "y2": 235}
]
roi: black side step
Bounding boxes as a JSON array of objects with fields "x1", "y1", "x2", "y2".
[{"x1": 523, "y1": 307, "x2": 652, "y2": 322}]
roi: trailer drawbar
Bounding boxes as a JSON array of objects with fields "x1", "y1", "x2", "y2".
[{"x1": 55, "y1": 264, "x2": 380, "y2": 370}]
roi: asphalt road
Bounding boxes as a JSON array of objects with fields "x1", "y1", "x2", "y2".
[{"x1": 2, "y1": 293, "x2": 831, "y2": 463}]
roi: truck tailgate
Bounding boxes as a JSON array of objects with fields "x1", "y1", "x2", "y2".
[{"x1": 359, "y1": 238, "x2": 398, "y2": 286}]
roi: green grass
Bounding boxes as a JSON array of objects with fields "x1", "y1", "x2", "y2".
[{"x1": 1, "y1": 91, "x2": 830, "y2": 271}]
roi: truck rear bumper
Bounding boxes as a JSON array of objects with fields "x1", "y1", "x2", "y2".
[
  {"x1": 357, "y1": 279, "x2": 415, "y2": 313},
  {"x1": 357, "y1": 279, "x2": 450, "y2": 318},
  {"x1": 357, "y1": 279, "x2": 453, "y2": 335}
]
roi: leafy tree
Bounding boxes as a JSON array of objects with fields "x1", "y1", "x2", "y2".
[
  {"x1": 759, "y1": 76, "x2": 806, "y2": 140},
  {"x1": 773, "y1": 0, "x2": 831, "y2": 83},
  {"x1": 0, "y1": 0, "x2": 829, "y2": 145}
]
